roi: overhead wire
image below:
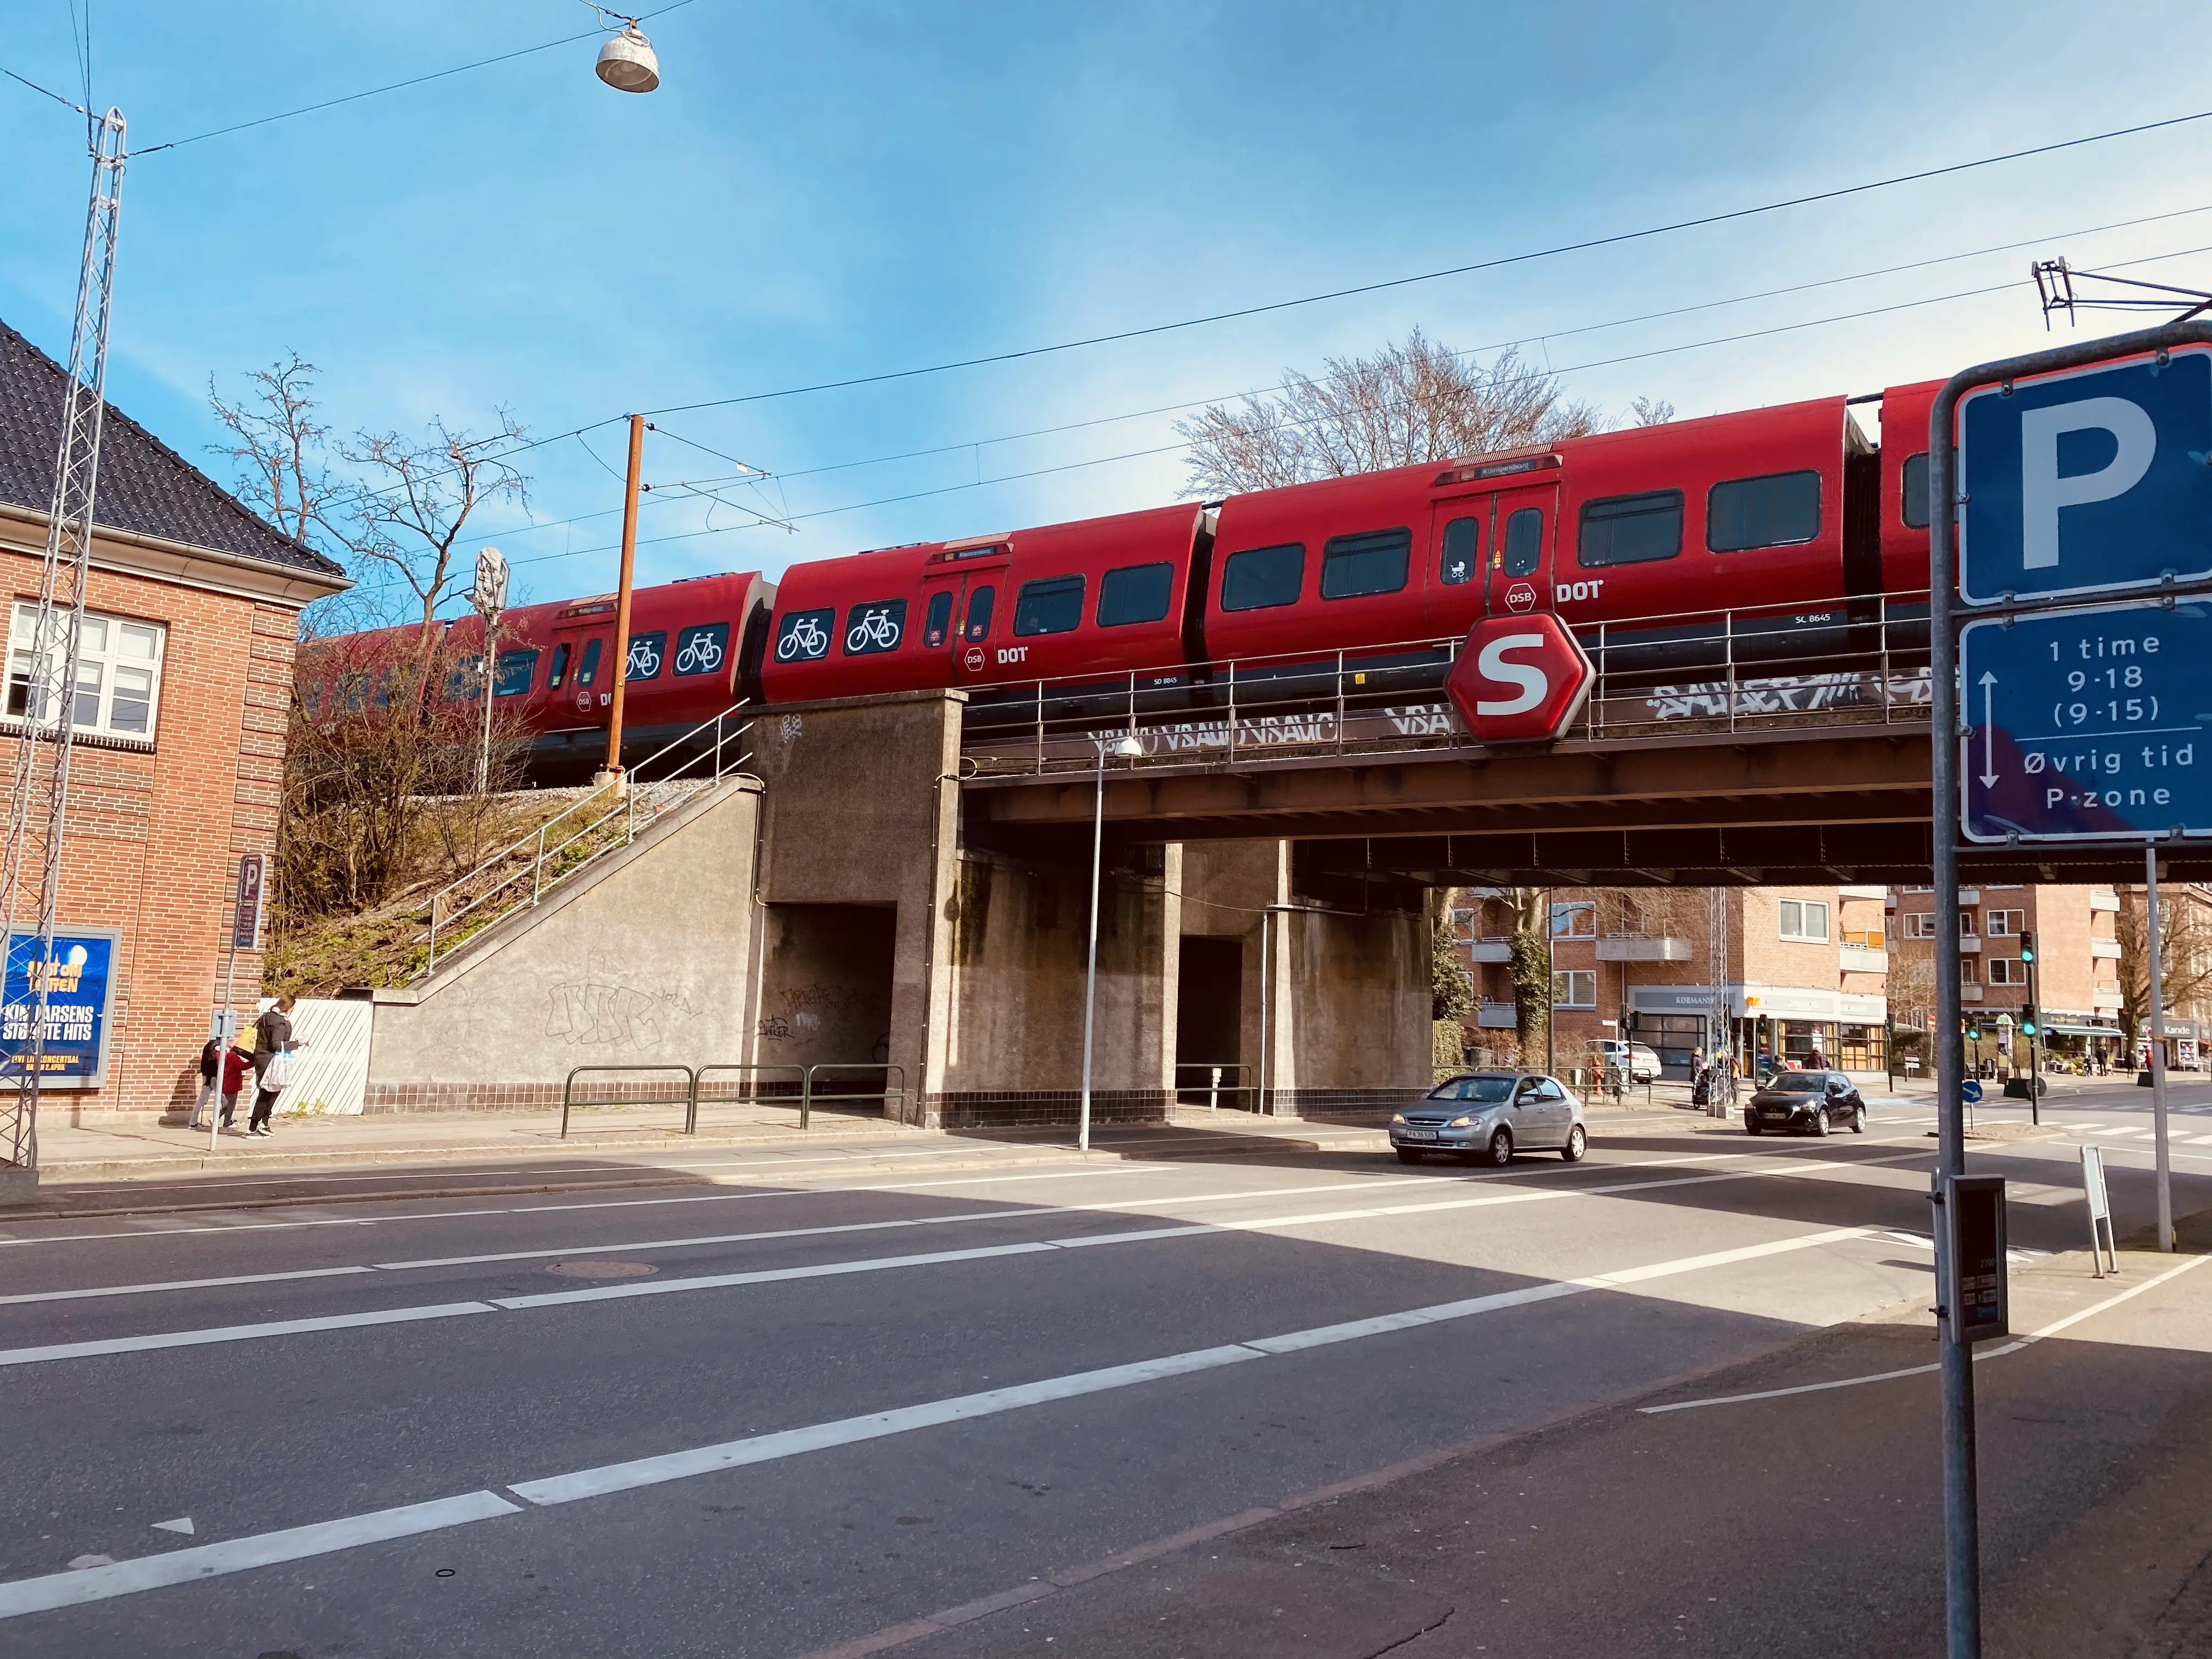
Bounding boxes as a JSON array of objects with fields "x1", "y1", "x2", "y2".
[{"x1": 393, "y1": 205, "x2": 2212, "y2": 562}]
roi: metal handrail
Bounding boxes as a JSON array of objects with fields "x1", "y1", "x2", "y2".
[
  {"x1": 803, "y1": 1063, "x2": 909, "y2": 1127},
  {"x1": 560, "y1": 1064, "x2": 698, "y2": 1139},
  {"x1": 1173, "y1": 1061, "x2": 1255, "y2": 1111},
  {"x1": 961, "y1": 588, "x2": 1936, "y2": 777},
  {"x1": 420, "y1": 702, "x2": 754, "y2": 977},
  {"x1": 692, "y1": 1062, "x2": 807, "y2": 1131}
]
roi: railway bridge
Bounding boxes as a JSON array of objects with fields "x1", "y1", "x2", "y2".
[{"x1": 357, "y1": 598, "x2": 2206, "y2": 1131}]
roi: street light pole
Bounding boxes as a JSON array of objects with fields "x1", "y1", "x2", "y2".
[
  {"x1": 601, "y1": 415, "x2": 645, "y2": 787},
  {"x1": 1078, "y1": 734, "x2": 1143, "y2": 1152}
]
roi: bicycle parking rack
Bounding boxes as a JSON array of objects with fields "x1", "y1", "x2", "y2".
[
  {"x1": 558, "y1": 1062, "x2": 908, "y2": 1137},
  {"x1": 691, "y1": 1062, "x2": 808, "y2": 1131}
]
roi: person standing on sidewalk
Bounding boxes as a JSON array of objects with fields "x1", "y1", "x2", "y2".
[
  {"x1": 218, "y1": 1042, "x2": 252, "y2": 1131},
  {"x1": 189, "y1": 1036, "x2": 221, "y2": 1130},
  {"x1": 247, "y1": 995, "x2": 304, "y2": 1137}
]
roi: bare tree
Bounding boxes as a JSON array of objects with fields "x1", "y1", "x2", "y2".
[
  {"x1": 1176, "y1": 330, "x2": 1606, "y2": 496},
  {"x1": 1626, "y1": 396, "x2": 1677, "y2": 427},
  {"x1": 342, "y1": 415, "x2": 529, "y2": 635},
  {"x1": 208, "y1": 360, "x2": 530, "y2": 635},
  {"x1": 2116, "y1": 885, "x2": 2212, "y2": 1046}
]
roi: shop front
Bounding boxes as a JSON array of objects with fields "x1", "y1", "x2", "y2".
[{"x1": 1629, "y1": 985, "x2": 1888, "y2": 1079}]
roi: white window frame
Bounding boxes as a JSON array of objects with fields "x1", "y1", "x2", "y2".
[
  {"x1": 1903, "y1": 912, "x2": 1936, "y2": 939},
  {"x1": 1549, "y1": 901, "x2": 1595, "y2": 940},
  {"x1": 1986, "y1": 909, "x2": 2024, "y2": 937},
  {"x1": 1551, "y1": 969, "x2": 1596, "y2": 1008},
  {"x1": 5, "y1": 603, "x2": 166, "y2": 745},
  {"x1": 1779, "y1": 899, "x2": 1831, "y2": 943},
  {"x1": 1988, "y1": 957, "x2": 2023, "y2": 985},
  {"x1": 1960, "y1": 958, "x2": 1980, "y2": 984}
]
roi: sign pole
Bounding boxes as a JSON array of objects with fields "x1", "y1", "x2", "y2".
[
  {"x1": 2146, "y1": 843, "x2": 2175, "y2": 1251},
  {"x1": 214, "y1": 854, "x2": 266, "y2": 1151},
  {"x1": 1928, "y1": 350, "x2": 1981, "y2": 1659}
]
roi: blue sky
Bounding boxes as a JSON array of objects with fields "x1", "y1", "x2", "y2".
[{"x1": 4, "y1": 1, "x2": 2212, "y2": 617}]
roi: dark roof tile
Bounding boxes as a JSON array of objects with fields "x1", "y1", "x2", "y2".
[{"x1": 0, "y1": 317, "x2": 347, "y2": 580}]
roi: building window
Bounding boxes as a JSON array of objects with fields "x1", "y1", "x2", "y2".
[
  {"x1": 1549, "y1": 901, "x2": 1595, "y2": 939},
  {"x1": 1960, "y1": 959, "x2": 1979, "y2": 984},
  {"x1": 1960, "y1": 910, "x2": 1979, "y2": 938},
  {"x1": 1779, "y1": 899, "x2": 1830, "y2": 942},
  {"x1": 6, "y1": 603, "x2": 165, "y2": 741},
  {"x1": 1903, "y1": 912, "x2": 1935, "y2": 939},
  {"x1": 1986, "y1": 909, "x2": 2023, "y2": 936},
  {"x1": 1553, "y1": 969, "x2": 1595, "y2": 1008},
  {"x1": 1988, "y1": 957, "x2": 2024, "y2": 985}
]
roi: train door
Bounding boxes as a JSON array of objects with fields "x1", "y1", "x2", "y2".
[
  {"x1": 1483, "y1": 484, "x2": 1559, "y2": 618},
  {"x1": 920, "y1": 552, "x2": 1011, "y2": 688},
  {"x1": 550, "y1": 620, "x2": 616, "y2": 726},
  {"x1": 1426, "y1": 496, "x2": 1488, "y2": 636}
]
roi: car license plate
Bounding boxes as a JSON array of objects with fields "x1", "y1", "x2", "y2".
[{"x1": 1403, "y1": 1129, "x2": 1438, "y2": 1142}]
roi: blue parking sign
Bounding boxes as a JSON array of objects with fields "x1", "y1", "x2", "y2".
[{"x1": 1960, "y1": 346, "x2": 2212, "y2": 603}]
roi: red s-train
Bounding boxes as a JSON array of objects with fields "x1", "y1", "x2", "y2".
[{"x1": 300, "y1": 376, "x2": 1944, "y2": 779}]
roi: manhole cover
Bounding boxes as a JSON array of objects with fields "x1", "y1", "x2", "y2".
[{"x1": 545, "y1": 1261, "x2": 658, "y2": 1279}]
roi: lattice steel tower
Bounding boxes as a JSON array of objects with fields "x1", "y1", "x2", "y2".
[{"x1": 0, "y1": 108, "x2": 127, "y2": 1186}]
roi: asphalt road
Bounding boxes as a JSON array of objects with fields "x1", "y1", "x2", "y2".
[{"x1": 0, "y1": 1099, "x2": 2205, "y2": 1657}]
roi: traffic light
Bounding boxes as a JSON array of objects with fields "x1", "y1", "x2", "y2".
[
  {"x1": 2018, "y1": 931, "x2": 2035, "y2": 965},
  {"x1": 2019, "y1": 1003, "x2": 2038, "y2": 1038},
  {"x1": 1966, "y1": 1018, "x2": 1983, "y2": 1041}
]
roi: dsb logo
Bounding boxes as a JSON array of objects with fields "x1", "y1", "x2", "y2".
[{"x1": 1443, "y1": 614, "x2": 1594, "y2": 743}]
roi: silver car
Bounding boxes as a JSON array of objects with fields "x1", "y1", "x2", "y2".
[{"x1": 1390, "y1": 1071, "x2": 1587, "y2": 1166}]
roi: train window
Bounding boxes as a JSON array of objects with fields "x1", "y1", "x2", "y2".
[
  {"x1": 1220, "y1": 543, "x2": 1305, "y2": 611},
  {"x1": 1901, "y1": 451, "x2": 1931, "y2": 529},
  {"x1": 577, "y1": 638, "x2": 603, "y2": 685},
  {"x1": 963, "y1": 585, "x2": 996, "y2": 641},
  {"x1": 1439, "y1": 517, "x2": 1481, "y2": 585},
  {"x1": 625, "y1": 630, "x2": 668, "y2": 680},
  {"x1": 923, "y1": 591, "x2": 955, "y2": 647},
  {"x1": 1097, "y1": 562, "x2": 1174, "y2": 627},
  {"x1": 442, "y1": 657, "x2": 482, "y2": 703},
  {"x1": 1014, "y1": 576, "x2": 1087, "y2": 636},
  {"x1": 673, "y1": 622, "x2": 729, "y2": 675},
  {"x1": 775, "y1": 607, "x2": 834, "y2": 663},
  {"x1": 1321, "y1": 528, "x2": 1411, "y2": 599},
  {"x1": 843, "y1": 599, "x2": 909, "y2": 655},
  {"x1": 371, "y1": 669, "x2": 392, "y2": 711},
  {"x1": 1707, "y1": 470, "x2": 1820, "y2": 552},
  {"x1": 1578, "y1": 490, "x2": 1682, "y2": 568},
  {"x1": 546, "y1": 640, "x2": 573, "y2": 689},
  {"x1": 337, "y1": 672, "x2": 369, "y2": 714},
  {"x1": 1502, "y1": 509, "x2": 1543, "y2": 576},
  {"x1": 494, "y1": 649, "x2": 539, "y2": 698}
]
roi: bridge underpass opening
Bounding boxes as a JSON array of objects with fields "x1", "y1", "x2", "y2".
[
  {"x1": 1175, "y1": 935, "x2": 1244, "y2": 1107},
  {"x1": 756, "y1": 903, "x2": 897, "y2": 1098}
]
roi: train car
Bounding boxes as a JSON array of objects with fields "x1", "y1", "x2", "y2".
[
  {"x1": 298, "y1": 570, "x2": 772, "y2": 784},
  {"x1": 757, "y1": 503, "x2": 1210, "y2": 715}
]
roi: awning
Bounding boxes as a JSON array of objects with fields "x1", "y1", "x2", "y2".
[{"x1": 2045, "y1": 1023, "x2": 2122, "y2": 1038}]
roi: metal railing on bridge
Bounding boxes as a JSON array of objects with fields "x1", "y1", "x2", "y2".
[
  {"x1": 960, "y1": 590, "x2": 1933, "y2": 777},
  {"x1": 419, "y1": 703, "x2": 755, "y2": 978}
]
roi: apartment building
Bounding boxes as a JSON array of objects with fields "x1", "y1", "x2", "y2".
[
  {"x1": 1451, "y1": 885, "x2": 1889, "y2": 1079},
  {"x1": 1891, "y1": 883, "x2": 2124, "y2": 1061}
]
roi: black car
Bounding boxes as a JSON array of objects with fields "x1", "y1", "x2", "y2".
[{"x1": 1744, "y1": 1069, "x2": 1866, "y2": 1137}]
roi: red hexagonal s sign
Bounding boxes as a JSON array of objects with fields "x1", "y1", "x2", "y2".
[{"x1": 1444, "y1": 613, "x2": 1594, "y2": 743}]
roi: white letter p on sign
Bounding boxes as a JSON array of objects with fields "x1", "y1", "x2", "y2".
[
  {"x1": 1475, "y1": 632, "x2": 1548, "y2": 716},
  {"x1": 2020, "y1": 396, "x2": 2155, "y2": 570}
]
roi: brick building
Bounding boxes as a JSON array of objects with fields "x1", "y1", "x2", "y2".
[
  {"x1": 1452, "y1": 884, "x2": 1890, "y2": 1079},
  {"x1": 1891, "y1": 882, "x2": 2124, "y2": 1066},
  {"x1": 0, "y1": 320, "x2": 347, "y2": 1118}
]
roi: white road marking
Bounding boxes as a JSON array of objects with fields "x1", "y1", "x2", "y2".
[
  {"x1": 0, "y1": 1492, "x2": 520, "y2": 1618},
  {"x1": 0, "y1": 1151, "x2": 1925, "y2": 1367},
  {"x1": 150, "y1": 1519, "x2": 193, "y2": 1537},
  {"x1": 1639, "y1": 1251, "x2": 2212, "y2": 1414},
  {"x1": 0, "y1": 1265, "x2": 375, "y2": 1307},
  {"x1": 0, "y1": 1302, "x2": 492, "y2": 1369},
  {"x1": 0, "y1": 1222, "x2": 1881, "y2": 1617}
]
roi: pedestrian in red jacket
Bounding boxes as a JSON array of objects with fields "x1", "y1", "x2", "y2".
[{"x1": 219, "y1": 1045, "x2": 252, "y2": 1131}]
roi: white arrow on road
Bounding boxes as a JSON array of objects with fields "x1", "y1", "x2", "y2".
[{"x1": 1978, "y1": 671, "x2": 1999, "y2": 788}]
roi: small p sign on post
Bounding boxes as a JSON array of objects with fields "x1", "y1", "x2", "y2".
[{"x1": 232, "y1": 854, "x2": 267, "y2": 952}]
